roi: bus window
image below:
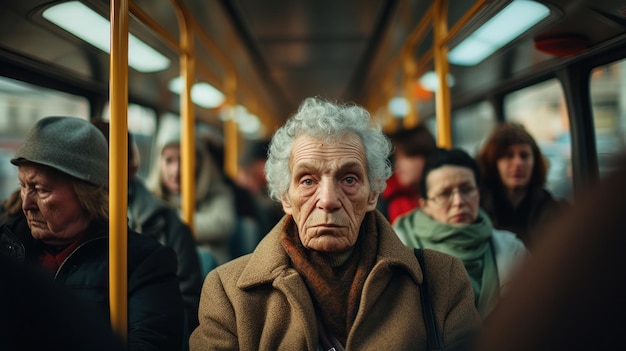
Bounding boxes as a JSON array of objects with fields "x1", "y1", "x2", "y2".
[
  {"x1": 103, "y1": 102, "x2": 157, "y2": 180},
  {"x1": 452, "y1": 101, "x2": 496, "y2": 156},
  {"x1": 0, "y1": 77, "x2": 88, "y2": 200},
  {"x1": 503, "y1": 79, "x2": 572, "y2": 199},
  {"x1": 590, "y1": 59, "x2": 626, "y2": 179}
]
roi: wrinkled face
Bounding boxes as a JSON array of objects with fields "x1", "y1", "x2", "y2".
[
  {"x1": 394, "y1": 149, "x2": 426, "y2": 189},
  {"x1": 281, "y1": 134, "x2": 378, "y2": 253},
  {"x1": 160, "y1": 144, "x2": 181, "y2": 193},
  {"x1": 497, "y1": 143, "x2": 534, "y2": 191},
  {"x1": 419, "y1": 165, "x2": 479, "y2": 226},
  {"x1": 18, "y1": 164, "x2": 90, "y2": 247}
]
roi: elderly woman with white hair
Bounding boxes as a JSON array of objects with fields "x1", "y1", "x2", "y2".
[{"x1": 190, "y1": 97, "x2": 481, "y2": 350}]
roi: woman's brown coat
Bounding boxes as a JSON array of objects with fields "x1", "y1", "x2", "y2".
[{"x1": 190, "y1": 211, "x2": 480, "y2": 350}]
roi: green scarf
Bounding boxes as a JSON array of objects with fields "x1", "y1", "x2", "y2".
[{"x1": 401, "y1": 209, "x2": 499, "y2": 317}]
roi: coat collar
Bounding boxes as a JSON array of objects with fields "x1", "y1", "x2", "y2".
[{"x1": 237, "y1": 210, "x2": 423, "y2": 290}]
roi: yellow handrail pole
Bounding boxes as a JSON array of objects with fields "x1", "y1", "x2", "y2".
[
  {"x1": 171, "y1": 0, "x2": 196, "y2": 233},
  {"x1": 109, "y1": 0, "x2": 129, "y2": 342},
  {"x1": 224, "y1": 105, "x2": 239, "y2": 180},
  {"x1": 433, "y1": 0, "x2": 452, "y2": 148},
  {"x1": 129, "y1": 1, "x2": 181, "y2": 53},
  {"x1": 368, "y1": 4, "x2": 433, "y2": 125},
  {"x1": 401, "y1": 4, "x2": 434, "y2": 130},
  {"x1": 443, "y1": 0, "x2": 488, "y2": 48},
  {"x1": 223, "y1": 77, "x2": 239, "y2": 180},
  {"x1": 402, "y1": 55, "x2": 418, "y2": 128},
  {"x1": 194, "y1": 24, "x2": 240, "y2": 179}
]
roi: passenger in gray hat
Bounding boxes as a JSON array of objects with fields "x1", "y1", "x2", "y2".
[{"x1": 0, "y1": 116, "x2": 185, "y2": 351}]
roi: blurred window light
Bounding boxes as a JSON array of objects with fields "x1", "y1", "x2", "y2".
[
  {"x1": 448, "y1": 1, "x2": 550, "y2": 66},
  {"x1": 217, "y1": 104, "x2": 262, "y2": 135},
  {"x1": 238, "y1": 112, "x2": 261, "y2": 136},
  {"x1": 388, "y1": 97, "x2": 409, "y2": 118},
  {"x1": 43, "y1": 1, "x2": 170, "y2": 73},
  {"x1": 168, "y1": 77, "x2": 225, "y2": 109},
  {"x1": 419, "y1": 71, "x2": 455, "y2": 92}
]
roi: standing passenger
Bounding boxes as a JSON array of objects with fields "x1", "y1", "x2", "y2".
[
  {"x1": 379, "y1": 124, "x2": 437, "y2": 224},
  {"x1": 189, "y1": 97, "x2": 481, "y2": 350},
  {"x1": 0, "y1": 116, "x2": 184, "y2": 350},
  {"x1": 147, "y1": 122, "x2": 236, "y2": 269},
  {"x1": 393, "y1": 148, "x2": 527, "y2": 318},
  {"x1": 476, "y1": 122, "x2": 568, "y2": 248}
]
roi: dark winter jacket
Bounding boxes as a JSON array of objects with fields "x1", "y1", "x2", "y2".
[
  {"x1": 481, "y1": 188, "x2": 568, "y2": 248},
  {"x1": 128, "y1": 178, "x2": 203, "y2": 333},
  {"x1": 0, "y1": 212, "x2": 185, "y2": 351}
]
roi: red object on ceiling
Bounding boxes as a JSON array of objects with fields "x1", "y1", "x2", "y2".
[{"x1": 534, "y1": 35, "x2": 589, "y2": 57}]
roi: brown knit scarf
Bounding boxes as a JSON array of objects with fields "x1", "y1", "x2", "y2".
[{"x1": 281, "y1": 212, "x2": 378, "y2": 345}]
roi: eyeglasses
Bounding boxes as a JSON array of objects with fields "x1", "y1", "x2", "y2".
[{"x1": 426, "y1": 186, "x2": 478, "y2": 206}]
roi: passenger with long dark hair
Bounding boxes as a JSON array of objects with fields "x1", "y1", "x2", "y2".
[
  {"x1": 477, "y1": 154, "x2": 626, "y2": 350},
  {"x1": 476, "y1": 122, "x2": 567, "y2": 248}
]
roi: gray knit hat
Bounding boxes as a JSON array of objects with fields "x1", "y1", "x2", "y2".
[{"x1": 11, "y1": 116, "x2": 109, "y2": 187}]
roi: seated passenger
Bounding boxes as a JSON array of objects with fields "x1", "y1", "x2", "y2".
[
  {"x1": 393, "y1": 147, "x2": 527, "y2": 318},
  {"x1": 476, "y1": 122, "x2": 568, "y2": 248},
  {"x1": 189, "y1": 97, "x2": 481, "y2": 350},
  {"x1": 204, "y1": 141, "x2": 265, "y2": 260},
  {"x1": 92, "y1": 121, "x2": 203, "y2": 342},
  {"x1": 477, "y1": 154, "x2": 626, "y2": 350},
  {"x1": 379, "y1": 124, "x2": 437, "y2": 224},
  {"x1": 124, "y1": 131, "x2": 202, "y2": 344},
  {"x1": 147, "y1": 122, "x2": 236, "y2": 268},
  {"x1": 0, "y1": 116, "x2": 184, "y2": 350},
  {"x1": 236, "y1": 139, "x2": 284, "y2": 235}
]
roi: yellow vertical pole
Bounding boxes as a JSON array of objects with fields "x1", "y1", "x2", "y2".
[
  {"x1": 109, "y1": 0, "x2": 128, "y2": 342},
  {"x1": 224, "y1": 75, "x2": 238, "y2": 180},
  {"x1": 433, "y1": 0, "x2": 452, "y2": 148},
  {"x1": 403, "y1": 54, "x2": 419, "y2": 128},
  {"x1": 172, "y1": 0, "x2": 196, "y2": 234}
]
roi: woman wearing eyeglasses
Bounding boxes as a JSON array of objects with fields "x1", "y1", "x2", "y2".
[{"x1": 393, "y1": 148, "x2": 527, "y2": 318}]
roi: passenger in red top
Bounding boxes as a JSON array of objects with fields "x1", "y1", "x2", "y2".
[{"x1": 379, "y1": 124, "x2": 437, "y2": 224}]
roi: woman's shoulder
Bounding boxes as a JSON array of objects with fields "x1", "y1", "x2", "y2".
[
  {"x1": 491, "y1": 229, "x2": 527, "y2": 256},
  {"x1": 529, "y1": 188, "x2": 570, "y2": 222},
  {"x1": 534, "y1": 188, "x2": 569, "y2": 207}
]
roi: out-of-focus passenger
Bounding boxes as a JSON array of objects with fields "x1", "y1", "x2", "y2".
[
  {"x1": 190, "y1": 97, "x2": 481, "y2": 350},
  {"x1": 393, "y1": 147, "x2": 527, "y2": 318},
  {"x1": 477, "y1": 155, "x2": 626, "y2": 351},
  {"x1": 204, "y1": 140, "x2": 264, "y2": 260},
  {"x1": 93, "y1": 121, "x2": 203, "y2": 343},
  {"x1": 236, "y1": 139, "x2": 284, "y2": 235},
  {"x1": 476, "y1": 122, "x2": 568, "y2": 248},
  {"x1": 378, "y1": 124, "x2": 437, "y2": 224},
  {"x1": 0, "y1": 116, "x2": 184, "y2": 350},
  {"x1": 146, "y1": 122, "x2": 236, "y2": 269}
]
